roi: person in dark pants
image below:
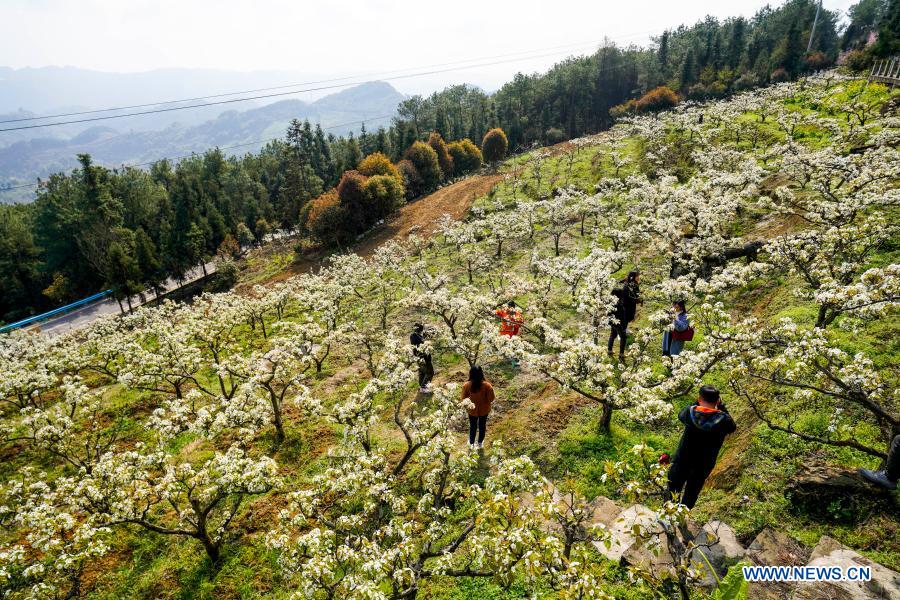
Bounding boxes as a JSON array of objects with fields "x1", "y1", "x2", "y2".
[
  {"x1": 668, "y1": 384, "x2": 737, "y2": 509},
  {"x1": 859, "y1": 435, "x2": 900, "y2": 490},
  {"x1": 410, "y1": 323, "x2": 434, "y2": 393},
  {"x1": 463, "y1": 365, "x2": 494, "y2": 450},
  {"x1": 608, "y1": 270, "x2": 642, "y2": 358}
]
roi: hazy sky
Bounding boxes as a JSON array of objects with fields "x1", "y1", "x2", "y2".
[{"x1": 2, "y1": 0, "x2": 855, "y2": 94}]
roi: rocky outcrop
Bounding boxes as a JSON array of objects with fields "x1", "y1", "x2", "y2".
[{"x1": 578, "y1": 496, "x2": 900, "y2": 600}]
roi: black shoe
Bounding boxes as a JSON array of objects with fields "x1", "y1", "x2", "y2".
[{"x1": 858, "y1": 468, "x2": 898, "y2": 490}]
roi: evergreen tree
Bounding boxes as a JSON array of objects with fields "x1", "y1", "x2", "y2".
[
  {"x1": 658, "y1": 30, "x2": 670, "y2": 71},
  {"x1": 727, "y1": 18, "x2": 747, "y2": 68},
  {"x1": 872, "y1": 0, "x2": 899, "y2": 56},
  {"x1": 134, "y1": 227, "x2": 163, "y2": 296},
  {"x1": 680, "y1": 48, "x2": 697, "y2": 88}
]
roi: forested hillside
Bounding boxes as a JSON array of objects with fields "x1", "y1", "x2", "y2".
[{"x1": 0, "y1": 70, "x2": 897, "y2": 599}]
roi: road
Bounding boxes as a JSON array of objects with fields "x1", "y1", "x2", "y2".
[{"x1": 33, "y1": 261, "x2": 217, "y2": 337}]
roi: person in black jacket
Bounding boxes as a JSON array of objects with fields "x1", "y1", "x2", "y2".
[
  {"x1": 410, "y1": 323, "x2": 434, "y2": 393},
  {"x1": 607, "y1": 270, "x2": 642, "y2": 358},
  {"x1": 667, "y1": 384, "x2": 737, "y2": 509}
]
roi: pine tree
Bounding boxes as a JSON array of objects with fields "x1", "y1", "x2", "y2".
[
  {"x1": 781, "y1": 21, "x2": 804, "y2": 76},
  {"x1": 727, "y1": 18, "x2": 747, "y2": 68},
  {"x1": 658, "y1": 30, "x2": 670, "y2": 71},
  {"x1": 680, "y1": 48, "x2": 697, "y2": 88}
]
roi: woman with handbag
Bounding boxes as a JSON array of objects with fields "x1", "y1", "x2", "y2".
[{"x1": 663, "y1": 300, "x2": 693, "y2": 357}]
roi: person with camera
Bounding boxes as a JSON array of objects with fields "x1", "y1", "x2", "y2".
[{"x1": 667, "y1": 384, "x2": 737, "y2": 509}]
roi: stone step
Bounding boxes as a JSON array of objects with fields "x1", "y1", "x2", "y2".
[
  {"x1": 592, "y1": 503, "x2": 657, "y2": 563},
  {"x1": 745, "y1": 528, "x2": 810, "y2": 600},
  {"x1": 689, "y1": 520, "x2": 746, "y2": 589},
  {"x1": 793, "y1": 536, "x2": 900, "y2": 600}
]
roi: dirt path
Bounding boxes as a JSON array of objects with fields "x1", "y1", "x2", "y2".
[
  {"x1": 355, "y1": 173, "x2": 502, "y2": 258},
  {"x1": 252, "y1": 173, "x2": 503, "y2": 286}
]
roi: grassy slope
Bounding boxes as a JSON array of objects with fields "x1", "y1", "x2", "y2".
[{"x1": 2, "y1": 78, "x2": 897, "y2": 599}]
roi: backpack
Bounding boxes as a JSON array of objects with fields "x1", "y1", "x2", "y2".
[{"x1": 672, "y1": 326, "x2": 694, "y2": 341}]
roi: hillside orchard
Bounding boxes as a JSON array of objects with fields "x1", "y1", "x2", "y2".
[{"x1": 0, "y1": 72, "x2": 897, "y2": 598}]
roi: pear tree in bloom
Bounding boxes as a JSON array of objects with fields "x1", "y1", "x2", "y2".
[
  {"x1": 0, "y1": 472, "x2": 111, "y2": 599},
  {"x1": 80, "y1": 443, "x2": 279, "y2": 564},
  {"x1": 726, "y1": 318, "x2": 898, "y2": 460}
]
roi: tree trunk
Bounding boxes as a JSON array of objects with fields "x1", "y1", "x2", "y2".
[
  {"x1": 599, "y1": 402, "x2": 613, "y2": 432},
  {"x1": 116, "y1": 297, "x2": 125, "y2": 315},
  {"x1": 200, "y1": 534, "x2": 221, "y2": 565},
  {"x1": 201, "y1": 261, "x2": 208, "y2": 277}
]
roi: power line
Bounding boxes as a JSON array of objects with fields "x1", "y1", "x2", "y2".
[
  {"x1": 0, "y1": 36, "x2": 656, "y2": 126},
  {"x1": 0, "y1": 47, "x2": 652, "y2": 195},
  {"x1": 0, "y1": 31, "x2": 659, "y2": 127},
  {"x1": 0, "y1": 114, "x2": 395, "y2": 194},
  {"x1": 0, "y1": 28, "x2": 666, "y2": 133},
  {"x1": 0, "y1": 28, "x2": 665, "y2": 194},
  {"x1": 0, "y1": 46, "x2": 601, "y2": 132}
]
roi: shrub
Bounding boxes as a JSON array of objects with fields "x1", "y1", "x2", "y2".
[
  {"x1": 404, "y1": 142, "x2": 442, "y2": 191},
  {"x1": 545, "y1": 127, "x2": 567, "y2": 145},
  {"x1": 357, "y1": 152, "x2": 402, "y2": 181},
  {"x1": 770, "y1": 67, "x2": 790, "y2": 82},
  {"x1": 804, "y1": 51, "x2": 830, "y2": 72},
  {"x1": 364, "y1": 175, "x2": 405, "y2": 220},
  {"x1": 733, "y1": 73, "x2": 760, "y2": 91},
  {"x1": 447, "y1": 139, "x2": 483, "y2": 175},
  {"x1": 609, "y1": 99, "x2": 636, "y2": 118},
  {"x1": 209, "y1": 259, "x2": 239, "y2": 292},
  {"x1": 306, "y1": 191, "x2": 350, "y2": 246},
  {"x1": 844, "y1": 49, "x2": 871, "y2": 72},
  {"x1": 337, "y1": 170, "x2": 369, "y2": 232},
  {"x1": 427, "y1": 132, "x2": 453, "y2": 179},
  {"x1": 216, "y1": 234, "x2": 241, "y2": 259},
  {"x1": 634, "y1": 86, "x2": 679, "y2": 113},
  {"x1": 397, "y1": 159, "x2": 423, "y2": 200},
  {"x1": 254, "y1": 218, "x2": 270, "y2": 243},
  {"x1": 481, "y1": 128, "x2": 508, "y2": 164},
  {"x1": 706, "y1": 81, "x2": 728, "y2": 98}
]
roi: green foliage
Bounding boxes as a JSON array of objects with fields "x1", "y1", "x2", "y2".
[
  {"x1": 481, "y1": 128, "x2": 509, "y2": 164},
  {"x1": 357, "y1": 152, "x2": 402, "y2": 181},
  {"x1": 711, "y1": 562, "x2": 750, "y2": 600},
  {"x1": 405, "y1": 141, "x2": 443, "y2": 191},
  {"x1": 364, "y1": 174, "x2": 405, "y2": 220},
  {"x1": 427, "y1": 132, "x2": 453, "y2": 179},
  {"x1": 446, "y1": 139, "x2": 483, "y2": 175},
  {"x1": 871, "y1": 0, "x2": 899, "y2": 57}
]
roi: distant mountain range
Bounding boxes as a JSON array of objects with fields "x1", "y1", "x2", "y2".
[{"x1": 0, "y1": 67, "x2": 406, "y2": 202}]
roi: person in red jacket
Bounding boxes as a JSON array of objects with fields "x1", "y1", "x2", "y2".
[{"x1": 463, "y1": 365, "x2": 495, "y2": 450}]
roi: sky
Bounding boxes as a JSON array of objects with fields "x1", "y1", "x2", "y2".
[{"x1": 1, "y1": 0, "x2": 856, "y2": 95}]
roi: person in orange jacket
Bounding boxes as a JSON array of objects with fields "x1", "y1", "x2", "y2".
[
  {"x1": 463, "y1": 365, "x2": 495, "y2": 450},
  {"x1": 495, "y1": 301, "x2": 523, "y2": 366},
  {"x1": 495, "y1": 301, "x2": 523, "y2": 336}
]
